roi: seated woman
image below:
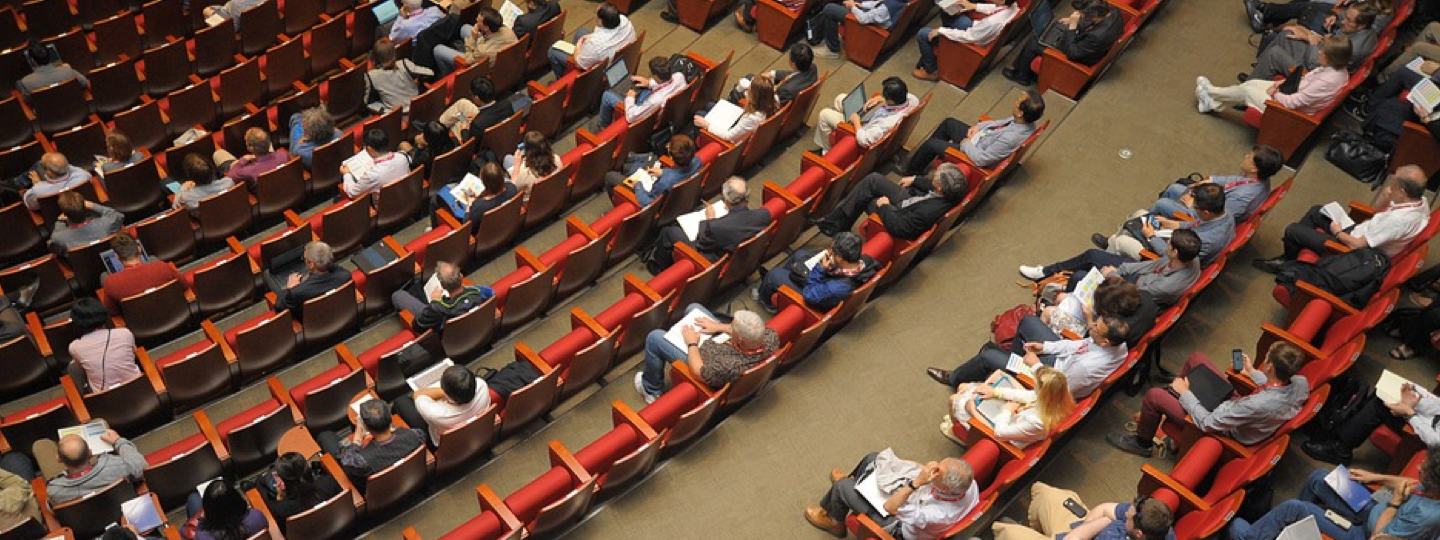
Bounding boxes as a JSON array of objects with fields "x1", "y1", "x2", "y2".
[
  {"x1": 254, "y1": 452, "x2": 341, "y2": 533},
  {"x1": 602, "y1": 134, "x2": 703, "y2": 208},
  {"x1": 68, "y1": 298, "x2": 141, "y2": 393},
  {"x1": 363, "y1": 39, "x2": 430, "y2": 114},
  {"x1": 692, "y1": 74, "x2": 778, "y2": 145},
  {"x1": 182, "y1": 480, "x2": 267, "y2": 540},
  {"x1": 1195, "y1": 35, "x2": 1351, "y2": 116},
  {"x1": 95, "y1": 131, "x2": 143, "y2": 175},
  {"x1": 432, "y1": 162, "x2": 518, "y2": 229},
  {"x1": 173, "y1": 154, "x2": 236, "y2": 213},
  {"x1": 502, "y1": 131, "x2": 562, "y2": 201},
  {"x1": 942, "y1": 366, "x2": 1074, "y2": 449},
  {"x1": 399, "y1": 121, "x2": 458, "y2": 176}
]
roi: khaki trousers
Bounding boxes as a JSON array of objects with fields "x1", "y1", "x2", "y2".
[{"x1": 992, "y1": 482, "x2": 1086, "y2": 540}]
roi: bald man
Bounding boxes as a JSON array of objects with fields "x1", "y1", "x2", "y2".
[
  {"x1": 806, "y1": 452, "x2": 980, "y2": 539},
  {"x1": 38, "y1": 429, "x2": 147, "y2": 505},
  {"x1": 20, "y1": 153, "x2": 91, "y2": 211},
  {"x1": 391, "y1": 261, "x2": 495, "y2": 332},
  {"x1": 641, "y1": 177, "x2": 772, "y2": 274}
]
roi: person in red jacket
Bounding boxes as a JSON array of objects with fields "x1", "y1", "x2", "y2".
[{"x1": 100, "y1": 232, "x2": 179, "y2": 314}]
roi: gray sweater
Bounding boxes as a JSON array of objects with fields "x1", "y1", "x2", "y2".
[
  {"x1": 44, "y1": 438, "x2": 148, "y2": 505},
  {"x1": 1179, "y1": 376, "x2": 1310, "y2": 446},
  {"x1": 49, "y1": 204, "x2": 124, "y2": 253}
]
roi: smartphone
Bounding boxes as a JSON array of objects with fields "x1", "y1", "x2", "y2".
[
  {"x1": 1232, "y1": 348, "x2": 1244, "y2": 371},
  {"x1": 1062, "y1": 498, "x2": 1087, "y2": 518}
]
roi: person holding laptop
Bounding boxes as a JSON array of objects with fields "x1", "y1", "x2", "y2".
[
  {"x1": 942, "y1": 366, "x2": 1074, "y2": 449},
  {"x1": 1106, "y1": 341, "x2": 1310, "y2": 457},
  {"x1": 812, "y1": 76, "x2": 919, "y2": 153},
  {"x1": 1228, "y1": 452, "x2": 1440, "y2": 540},
  {"x1": 1003, "y1": 2, "x2": 1122, "y2": 86}
]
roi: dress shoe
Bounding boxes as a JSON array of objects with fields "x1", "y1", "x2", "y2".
[
  {"x1": 1091, "y1": 233, "x2": 1110, "y2": 250},
  {"x1": 1302, "y1": 440, "x2": 1352, "y2": 464},
  {"x1": 659, "y1": 10, "x2": 678, "y2": 23},
  {"x1": 1236, "y1": 72, "x2": 1250, "y2": 83},
  {"x1": 1002, "y1": 67, "x2": 1033, "y2": 85},
  {"x1": 926, "y1": 367, "x2": 952, "y2": 386},
  {"x1": 1251, "y1": 257, "x2": 1284, "y2": 274},
  {"x1": 829, "y1": 468, "x2": 847, "y2": 483},
  {"x1": 809, "y1": 218, "x2": 839, "y2": 237},
  {"x1": 804, "y1": 505, "x2": 847, "y2": 537},
  {"x1": 912, "y1": 68, "x2": 940, "y2": 81},
  {"x1": 734, "y1": 10, "x2": 753, "y2": 31},
  {"x1": 1106, "y1": 432, "x2": 1154, "y2": 457}
]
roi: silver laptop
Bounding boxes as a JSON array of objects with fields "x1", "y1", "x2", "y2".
[{"x1": 841, "y1": 83, "x2": 866, "y2": 118}]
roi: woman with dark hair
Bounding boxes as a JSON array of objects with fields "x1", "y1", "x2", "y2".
[
  {"x1": 67, "y1": 298, "x2": 140, "y2": 393},
  {"x1": 96, "y1": 131, "x2": 143, "y2": 174},
  {"x1": 256, "y1": 453, "x2": 341, "y2": 532},
  {"x1": 400, "y1": 121, "x2": 458, "y2": 176},
  {"x1": 183, "y1": 480, "x2": 266, "y2": 540},
  {"x1": 502, "y1": 131, "x2": 561, "y2": 200}
]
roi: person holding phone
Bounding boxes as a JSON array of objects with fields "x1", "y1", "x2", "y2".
[
  {"x1": 315, "y1": 400, "x2": 424, "y2": 490},
  {"x1": 1303, "y1": 377, "x2": 1440, "y2": 464},
  {"x1": 992, "y1": 483, "x2": 1175, "y2": 540},
  {"x1": 1229, "y1": 452, "x2": 1440, "y2": 540}
]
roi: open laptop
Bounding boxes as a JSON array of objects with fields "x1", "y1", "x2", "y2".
[
  {"x1": 99, "y1": 243, "x2": 150, "y2": 275},
  {"x1": 371, "y1": 0, "x2": 401, "y2": 26},
  {"x1": 1029, "y1": 0, "x2": 1068, "y2": 49},
  {"x1": 841, "y1": 82, "x2": 866, "y2": 118},
  {"x1": 606, "y1": 59, "x2": 636, "y2": 95}
]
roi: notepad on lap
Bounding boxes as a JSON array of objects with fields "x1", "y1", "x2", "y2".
[
  {"x1": 120, "y1": 495, "x2": 163, "y2": 533},
  {"x1": 499, "y1": 0, "x2": 523, "y2": 27},
  {"x1": 1277, "y1": 515, "x2": 1321, "y2": 540},
  {"x1": 205, "y1": 13, "x2": 226, "y2": 26},
  {"x1": 423, "y1": 273, "x2": 444, "y2": 302},
  {"x1": 1408, "y1": 77, "x2": 1440, "y2": 114},
  {"x1": 58, "y1": 419, "x2": 113, "y2": 454},
  {"x1": 344, "y1": 150, "x2": 376, "y2": 180},
  {"x1": 407, "y1": 359, "x2": 455, "y2": 391},
  {"x1": 855, "y1": 472, "x2": 893, "y2": 517},
  {"x1": 628, "y1": 166, "x2": 657, "y2": 193},
  {"x1": 975, "y1": 373, "x2": 1021, "y2": 425},
  {"x1": 1004, "y1": 353, "x2": 1035, "y2": 378},
  {"x1": 702, "y1": 100, "x2": 745, "y2": 131},
  {"x1": 664, "y1": 309, "x2": 729, "y2": 351},
  {"x1": 936, "y1": 0, "x2": 966, "y2": 15},
  {"x1": 196, "y1": 478, "x2": 220, "y2": 497},
  {"x1": 551, "y1": 40, "x2": 576, "y2": 55},
  {"x1": 676, "y1": 202, "x2": 728, "y2": 241},
  {"x1": 1325, "y1": 465, "x2": 1372, "y2": 513},
  {"x1": 350, "y1": 394, "x2": 377, "y2": 417},
  {"x1": 1376, "y1": 369, "x2": 1414, "y2": 404},
  {"x1": 1320, "y1": 201, "x2": 1356, "y2": 230}
]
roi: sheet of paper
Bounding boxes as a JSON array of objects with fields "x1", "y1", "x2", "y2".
[
  {"x1": 936, "y1": 0, "x2": 965, "y2": 15},
  {"x1": 1320, "y1": 201, "x2": 1356, "y2": 230},
  {"x1": 676, "y1": 201, "x2": 728, "y2": 241},
  {"x1": 423, "y1": 273, "x2": 443, "y2": 302},
  {"x1": 407, "y1": 359, "x2": 455, "y2": 392},
  {"x1": 702, "y1": 100, "x2": 745, "y2": 131},
  {"x1": 1070, "y1": 268, "x2": 1104, "y2": 309},
  {"x1": 855, "y1": 472, "x2": 892, "y2": 517},
  {"x1": 804, "y1": 250, "x2": 827, "y2": 272},
  {"x1": 628, "y1": 166, "x2": 656, "y2": 193},
  {"x1": 205, "y1": 13, "x2": 226, "y2": 26},
  {"x1": 1406, "y1": 56, "x2": 1427, "y2": 75},
  {"x1": 1004, "y1": 353, "x2": 1036, "y2": 378},
  {"x1": 196, "y1": 478, "x2": 220, "y2": 497},
  {"x1": 450, "y1": 173, "x2": 485, "y2": 209},
  {"x1": 58, "y1": 420, "x2": 113, "y2": 455},
  {"x1": 121, "y1": 495, "x2": 163, "y2": 533},
  {"x1": 344, "y1": 150, "x2": 376, "y2": 181},
  {"x1": 500, "y1": 0, "x2": 523, "y2": 27},
  {"x1": 551, "y1": 40, "x2": 575, "y2": 55},
  {"x1": 1277, "y1": 515, "x2": 1320, "y2": 540},
  {"x1": 664, "y1": 309, "x2": 729, "y2": 352},
  {"x1": 1376, "y1": 369, "x2": 1413, "y2": 404},
  {"x1": 1408, "y1": 77, "x2": 1440, "y2": 114},
  {"x1": 350, "y1": 394, "x2": 377, "y2": 417}
]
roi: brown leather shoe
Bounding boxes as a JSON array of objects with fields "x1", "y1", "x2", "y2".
[
  {"x1": 829, "y1": 468, "x2": 846, "y2": 483},
  {"x1": 912, "y1": 68, "x2": 939, "y2": 81},
  {"x1": 805, "y1": 505, "x2": 847, "y2": 537},
  {"x1": 734, "y1": 10, "x2": 754, "y2": 31}
]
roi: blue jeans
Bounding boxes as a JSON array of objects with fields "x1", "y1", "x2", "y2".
[
  {"x1": 1148, "y1": 183, "x2": 1198, "y2": 220},
  {"x1": 916, "y1": 16, "x2": 973, "y2": 72},
  {"x1": 640, "y1": 303, "x2": 714, "y2": 396},
  {"x1": 548, "y1": 27, "x2": 592, "y2": 78},
  {"x1": 434, "y1": 24, "x2": 474, "y2": 75},
  {"x1": 597, "y1": 88, "x2": 651, "y2": 129},
  {"x1": 758, "y1": 250, "x2": 811, "y2": 310},
  {"x1": 817, "y1": 3, "x2": 848, "y2": 52},
  {"x1": 1229, "y1": 470, "x2": 1372, "y2": 540},
  {"x1": 186, "y1": 491, "x2": 203, "y2": 518}
]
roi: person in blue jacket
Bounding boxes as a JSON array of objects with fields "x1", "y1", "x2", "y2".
[
  {"x1": 604, "y1": 134, "x2": 703, "y2": 207},
  {"x1": 753, "y1": 232, "x2": 880, "y2": 313}
]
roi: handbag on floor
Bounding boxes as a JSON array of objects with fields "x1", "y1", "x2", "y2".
[{"x1": 1325, "y1": 130, "x2": 1389, "y2": 183}]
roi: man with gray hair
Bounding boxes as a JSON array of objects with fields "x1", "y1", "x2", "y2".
[
  {"x1": 643, "y1": 177, "x2": 772, "y2": 274},
  {"x1": 18, "y1": 152, "x2": 91, "y2": 211},
  {"x1": 812, "y1": 164, "x2": 968, "y2": 240},
  {"x1": 392, "y1": 261, "x2": 495, "y2": 332},
  {"x1": 317, "y1": 399, "x2": 425, "y2": 490},
  {"x1": 389, "y1": 0, "x2": 445, "y2": 43},
  {"x1": 267, "y1": 241, "x2": 353, "y2": 318},
  {"x1": 634, "y1": 303, "x2": 779, "y2": 403},
  {"x1": 1254, "y1": 165, "x2": 1431, "y2": 272},
  {"x1": 806, "y1": 452, "x2": 979, "y2": 539}
]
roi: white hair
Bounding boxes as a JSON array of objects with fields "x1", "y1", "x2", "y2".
[
  {"x1": 721, "y1": 177, "x2": 748, "y2": 206},
  {"x1": 304, "y1": 241, "x2": 335, "y2": 270},
  {"x1": 731, "y1": 310, "x2": 766, "y2": 345},
  {"x1": 403, "y1": 0, "x2": 423, "y2": 9},
  {"x1": 934, "y1": 459, "x2": 973, "y2": 494}
]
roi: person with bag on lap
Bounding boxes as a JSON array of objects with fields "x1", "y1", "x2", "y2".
[
  {"x1": 1253, "y1": 168, "x2": 1429, "y2": 273},
  {"x1": 1148, "y1": 145, "x2": 1283, "y2": 224}
]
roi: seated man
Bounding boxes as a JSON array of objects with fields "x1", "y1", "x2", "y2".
[
  {"x1": 805, "y1": 451, "x2": 979, "y2": 539},
  {"x1": 1003, "y1": 2, "x2": 1123, "y2": 85},
  {"x1": 1025, "y1": 277, "x2": 1157, "y2": 349},
  {"x1": 342, "y1": 128, "x2": 411, "y2": 199},
  {"x1": 1357, "y1": 62, "x2": 1440, "y2": 151},
  {"x1": 433, "y1": 7, "x2": 518, "y2": 76},
  {"x1": 48, "y1": 192, "x2": 123, "y2": 253},
  {"x1": 40, "y1": 429, "x2": 147, "y2": 505},
  {"x1": 202, "y1": 0, "x2": 263, "y2": 30},
  {"x1": 1198, "y1": 36, "x2": 1351, "y2": 117},
  {"x1": 100, "y1": 233, "x2": 180, "y2": 314},
  {"x1": 16, "y1": 42, "x2": 88, "y2": 98},
  {"x1": 173, "y1": 153, "x2": 237, "y2": 213},
  {"x1": 1254, "y1": 168, "x2": 1429, "y2": 273},
  {"x1": 1248, "y1": 4, "x2": 1376, "y2": 80},
  {"x1": 811, "y1": 163, "x2": 968, "y2": 241},
  {"x1": 1304, "y1": 373, "x2": 1440, "y2": 464},
  {"x1": 19, "y1": 152, "x2": 91, "y2": 211},
  {"x1": 1106, "y1": 341, "x2": 1309, "y2": 457},
  {"x1": 931, "y1": 315, "x2": 1129, "y2": 400},
  {"x1": 1150, "y1": 145, "x2": 1282, "y2": 224},
  {"x1": 1229, "y1": 452, "x2": 1440, "y2": 540},
  {"x1": 288, "y1": 107, "x2": 342, "y2": 170},
  {"x1": 992, "y1": 482, "x2": 1175, "y2": 540},
  {"x1": 1020, "y1": 229, "x2": 1202, "y2": 308},
  {"x1": 753, "y1": 232, "x2": 880, "y2": 313},
  {"x1": 513, "y1": 0, "x2": 562, "y2": 39},
  {"x1": 604, "y1": 134, "x2": 703, "y2": 207},
  {"x1": 1380, "y1": 21, "x2": 1440, "y2": 79},
  {"x1": 439, "y1": 77, "x2": 525, "y2": 143},
  {"x1": 807, "y1": 0, "x2": 909, "y2": 58},
  {"x1": 388, "y1": 0, "x2": 444, "y2": 44},
  {"x1": 1099, "y1": 182, "x2": 1233, "y2": 267},
  {"x1": 316, "y1": 400, "x2": 425, "y2": 490},
  {"x1": 814, "y1": 76, "x2": 919, "y2": 153},
  {"x1": 597, "y1": 56, "x2": 690, "y2": 130},
  {"x1": 391, "y1": 261, "x2": 495, "y2": 333},
  {"x1": 901, "y1": 90, "x2": 1043, "y2": 175},
  {"x1": 634, "y1": 305, "x2": 778, "y2": 403},
  {"x1": 912, "y1": 0, "x2": 1021, "y2": 81},
  {"x1": 214, "y1": 128, "x2": 289, "y2": 187},
  {"x1": 547, "y1": 3, "x2": 636, "y2": 78},
  {"x1": 0, "y1": 466, "x2": 38, "y2": 530},
  {"x1": 643, "y1": 177, "x2": 772, "y2": 273},
  {"x1": 728, "y1": 44, "x2": 818, "y2": 106},
  {"x1": 265, "y1": 242, "x2": 353, "y2": 317},
  {"x1": 393, "y1": 365, "x2": 491, "y2": 447}
]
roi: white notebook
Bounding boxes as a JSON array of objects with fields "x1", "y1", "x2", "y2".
[
  {"x1": 551, "y1": 40, "x2": 576, "y2": 55},
  {"x1": 1376, "y1": 369, "x2": 1414, "y2": 404},
  {"x1": 121, "y1": 495, "x2": 164, "y2": 532},
  {"x1": 676, "y1": 201, "x2": 728, "y2": 241},
  {"x1": 407, "y1": 359, "x2": 456, "y2": 392},
  {"x1": 1320, "y1": 201, "x2": 1356, "y2": 230},
  {"x1": 664, "y1": 309, "x2": 729, "y2": 352},
  {"x1": 702, "y1": 100, "x2": 745, "y2": 131}
]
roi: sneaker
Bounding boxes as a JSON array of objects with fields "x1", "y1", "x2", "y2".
[
  {"x1": 811, "y1": 45, "x2": 839, "y2": 59},
  {"x1": 939, "y1": 417, "x2": 967, "y2": 445},
  {"x1": 1344, "y1": 103, "x2": 1368, "y2": 121},
  {"x1": 633, "y1": 373, "x2": 657, "y2": 404},
  {"x1": 1018, "y1": 265, "x2": 1045, "y2": 281},
  {"x1": 1246, "y1": 1, "x2": 1266, "y2": 33},
  {"x1": 1195, "y1": 76, "x2": 1221, "y2": 113},
  {"x1": 751, "y1": 287, "x2": 778, "y2": 314},
  {"x1": 1106, "y1": 432, "x2": 1155, "y2": 457}
]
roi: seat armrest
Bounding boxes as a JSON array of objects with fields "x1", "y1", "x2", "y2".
[
  {"x1": 60, "y1": 376, "x2": 91, "y2": 422},
  {"x1": 547, "y1": 440, "x2": 594, "y2": 482},
  {"x1": 475, "y1": 484, "x2": 522, "y2": 533},
  {"x1": 965, "y1": 415, "x2": 1025, "y2": 460},
  {"x1": 1137, "y1": 464, "x2": 1211, "y2": 511},
  {"x1": 514, "y1": 342, "x2": 555, "y2": 374},
  {"x1": 611, "y1": 401, "x2": 659, "y2": 439},
  {"x1": 570, "y1": 307, "x2": 612, "y2": 337},
  {"x1": 193, "y1": 410, "x2": 231, "y2": 462},
  {"x1": 669, "y1": 360, "x2": 713, "y2": 395}
]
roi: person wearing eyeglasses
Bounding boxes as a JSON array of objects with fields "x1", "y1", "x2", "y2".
[
  {"x1": 805, "y1": 452, "x2": 979, "y2": 539},
  {"x1": 993, "y1": 485, "x2": 1175, "y2": 540},
  {"x1": 1229, "y1": 452, "x2": 1440, "y2": 540}
]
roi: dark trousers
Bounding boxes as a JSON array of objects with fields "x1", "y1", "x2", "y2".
[
  {"x1": 0, "y1": 452, "x2": 35, "y2": 479},
  {"x1": 816, "y1": 173, "x2": 908, "y2": 235},
  {"x1": 757, "y1": 249, "x2": 812, "y2": 309},
  {"x1": 818, "y1": 452, "x2": 896, "y2": 530},
  {"x1": 391, "y1": 396, "x2": 433, "y2": 445},
  {"x1": 1396, "y1": 304, "x2": 1440, "y2": 351},
  {"x1": 737, "y1": 0, "x2": 758, "y2": 25},
  {"x1": 815, "y1": 3, "x2": 848, "y2": 52},
  {"x1": 1281, "y1": 205, "x2": 1342, "y2": 259},
  {"x1": 948, "y1": 341, "x2": 1057, "y2": 387},
  {"x1": 1362, "y1": 69, "x2": 1426, "y2": 150},
  {"x1": 903, "y1": 119, "x2": 970, "y2": 176},
  {"x1": 1134, "y1": 353, "x2": 1224, "y2": 440},
  {"x1": 1009, "y1": 37, "x2": 1046, "y2": 80},
  {"x1": 1009, "y1": 314, "x2": 1061, "y2": 355},
  {"x1": 645, "y1": 225, "x2": 692, "y2": 273},
  {"x1": 316, "y1": 431, "x2": 343, "y2": 458},
  {"x1": 1040, "y1": 248, "x2": 1131, "y2": 278},
  {"x1": 1334, "y1": 394, "x2": 1409, "y2": 450}
]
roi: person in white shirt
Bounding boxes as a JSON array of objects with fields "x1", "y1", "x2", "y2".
[
  {"x1": 814, "y1": 76, "x2": 920, "y2": 152},
  {"x1": 596, "y1": 56, "x2": 689, "y2": 130},
  {"x1": 1254, "y1": 166, "x2": 1430, "y2": 273},
  {"x1": 693, "y1": 74, "x2": 778, "y2": 144},
  {"x1": 393, "y1": 366, "x2": 492, "y2": 446},
  {"x1": 930, "y1": 316, "x2": 1129, "y2": 400},
  {"x1": 806, "y1": 452, "x2": 979, "y2": 539},
  {"x1": 388, "y1": 0, "x2": 444, "y2": 44},
  {"x1": 912, "y1": 0, "x2": 1020, "y2": 81},
  {"x1": 547, "y1": 3, "x2": 636, "y2": 78},
  {"x1": 944, "y1": 366, "x2": 1075, "y2": 449},
  {"x1": 341, "y1": 128, "x2": 410, "y2": 199}
]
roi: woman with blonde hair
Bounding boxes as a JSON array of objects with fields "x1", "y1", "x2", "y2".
[
  {"x1": 942, "y1": 366, "x2": 1075, "y2": 449},
  {"x1": 693, "y1": 73, "x2": 779, "y2": 144}
]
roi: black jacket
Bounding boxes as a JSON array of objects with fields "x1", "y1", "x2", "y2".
[
  {"x1": 1057, "y1": 9, "x2": 1123, "y2": 66},
  {"x1": 773, "y1": 65, "x2": 819, "y2": 105},
  {"x1": 274, "y1": 267, "x2": 353, "y2": 316},
  {"x1": 692, "y1": 207, "x2": 772, "y2": 262},
  {"x1": 413, "y1": 285, "x2": 495, "y2": 332},
  {"x1": 874, "y1": 175, "x2": 963, "y2": 241},
  {"x1": 465, "y1": 100, "x2": 516, "y2": 140},
  {"x1": 514, "y1": 1, "x2": 561, "y2": 38}
]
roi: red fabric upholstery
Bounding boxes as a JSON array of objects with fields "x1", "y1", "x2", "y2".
[
  {"x1": 574, "y1": 424, "x2": 642, "y2": 474},
  {"x1": 491, "y1": 266, "x2": 535, "y2": 306},
  {"x1": 638, "y1": 382, "x2": 702, "y2": 431},
  {"x1": 156, "y1": 339, "x2": 213, "y2": 368},
  {"x1": 1243, "y1": 107, "x2": 1262, "y2": 128},
  {"x1": 404, "y1": 225, "x2": 454, "y2": 264},
  {"x1": 862, "y1": 233, "x2": 895, "y2": 265},
  {"x1": 308, "y1": 199, "x2": 348, "y2": 237},
  {"x1": 181, "y1": 255, "x2": 229, "y2": 290},
  {"x1": 223, "y1": 312, "x2": 276, "y2": 349},
  {"x1": 216, "y1": 399, "x2": 284, "y2": 445},
  {"x1": 1170, "y1": 437, "x2": 1224, "y2": 489},
  {"x1": 351, "y1": 268, "x2": 368, "y2": 291},
  {"x1": 356, "y1": 330, "x2": 417, "y2": 378},
  {"x1": 649, "y1": 259, "x2": 697, "y2": 297},
  {"x1": 589, "y1": 203, "x2": 637, "y2": 235},
  {"x1": 504, "y1": 467, "x2": 574, "y2": 523},
  {"x1": 1152, "y1": 488, "x2": 1182, "y2": 513},
  {"x1": 598, "y1": 117, "x2": 627, "y2": 142},
  {"x1": 1271, "y1": 284, "x2": 1292, "y2": 306},
  {"x1": 761, "y1": 198, "x2": 789, "y2": 222},
  {"x1": 696, "y1": 142, "x2": 724, "y2": 165},
  {"x1": 540, "y1": 329, "x2": 602, "y2": 372},
  {"x1": 825, "y1": 137, "x2": 861, "y2": 168},
  {"x1": 6, "y1": 397, "x2": 68, "y2": 424},
  {"x1": 287, "y1": 364, "x2": 351, "y2": 412},
  {"x1": 961, "y1": 439, "x2": 1001, "y2": 487},
  {"x1": 146, "y1": 432, "x2": 207, "y2": 465},
  {"x1": 768, "y1": 305, "x2": 806, "y2": 344},
  {"x1": 595, "y1": 292, "x2": 649, "y2": 330},
  {"x1": 1287, "y1": 300, "x2": 1334, "y2": 344},
  {"x1": 539, "y1": 234, "x2": 588, "y2": 268},
  {"x1": 1029, "y1": 56, "x2": 1041, "y2": 73},
  {"x1": 248, "y1": 228, "x2": 292, "y2": 264}
]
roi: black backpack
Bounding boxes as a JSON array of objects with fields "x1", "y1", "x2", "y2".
[
  {"x1": 1275, "y1": 247, "x2": 1391, "y2": 307},
  {"x1": 668, "y1": 54, "x2": 703, "y2": 84},
  {"x1": 1302, "y1": 373, "x2": 1371, "y2": 439}
]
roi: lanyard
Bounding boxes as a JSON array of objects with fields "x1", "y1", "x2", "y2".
[{"x1": 1222, "y1": 177, "x2": 1261, "y2": 191}]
